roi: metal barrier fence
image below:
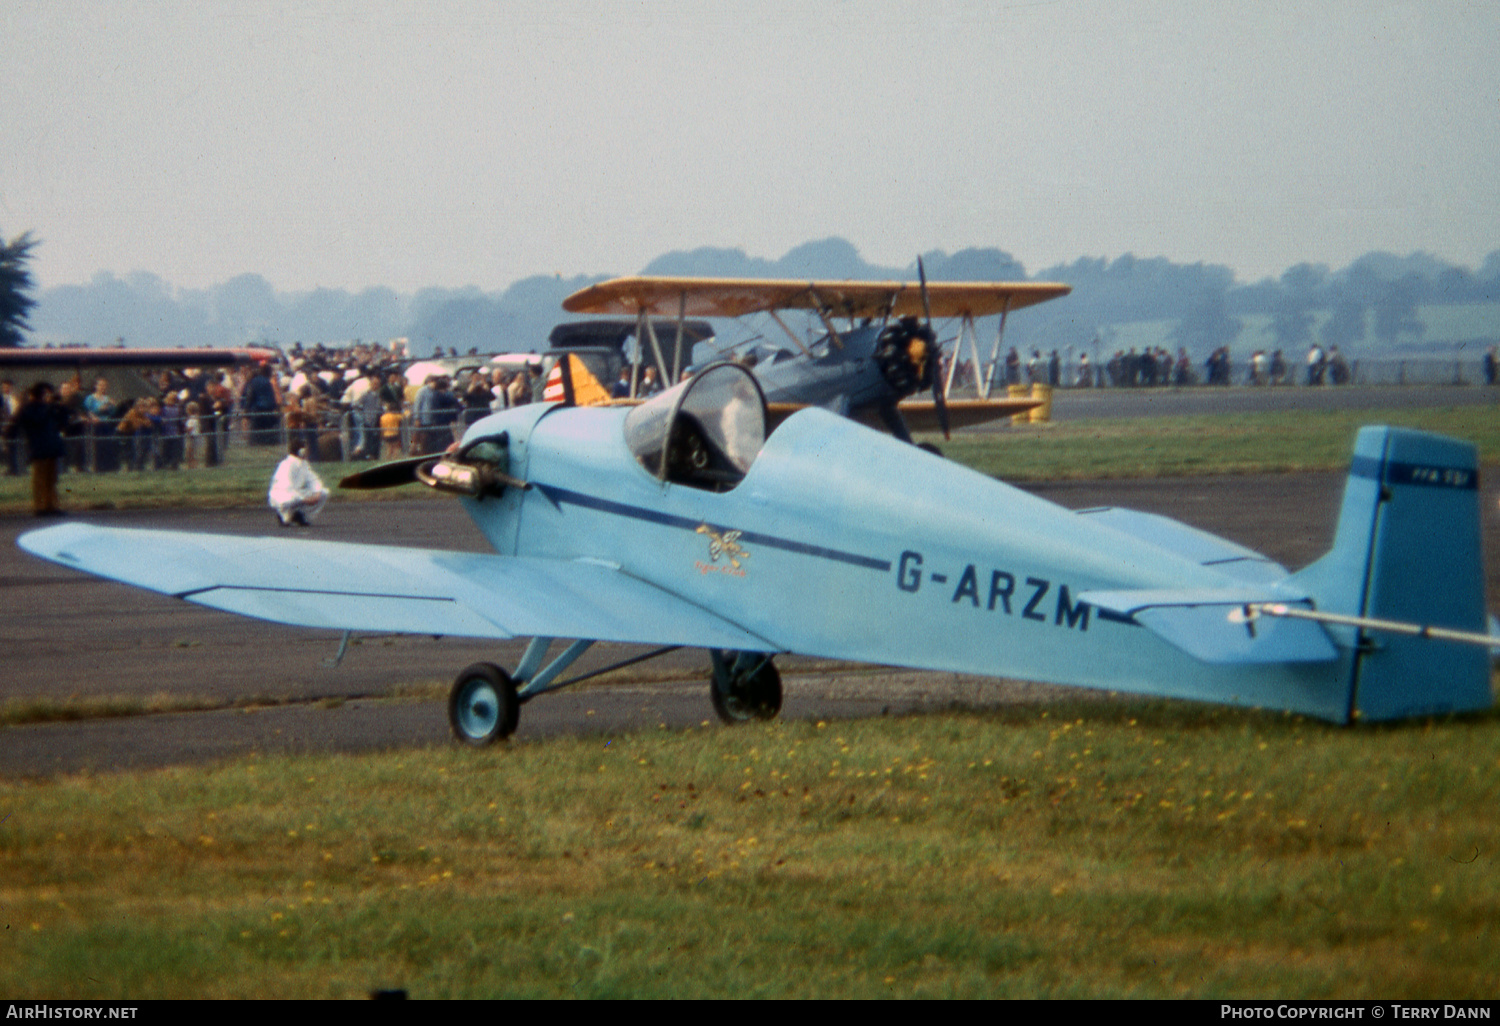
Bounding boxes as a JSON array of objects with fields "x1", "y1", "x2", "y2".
[
  {"x1": 1344, "y1": 358, "x2": 1490, "y2": 387},
  {"x1": 1012, "y1": 355, "x2": 1499, "y2": 390},
  {"x1": 5, "y1": 411, "x2": 287, "y2": 475},
  {"x1": 2, "y1": 405, "x2": 513, "y2": 475}
]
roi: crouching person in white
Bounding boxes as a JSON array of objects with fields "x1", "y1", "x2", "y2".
[{"x1": 268, "y1": 440, "x2": 329, "y2": 527}]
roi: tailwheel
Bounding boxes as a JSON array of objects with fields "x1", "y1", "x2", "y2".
[
  {"x1": 448, "y1": 662, "x2": 520, "y2": 745},
  {"x1": 709, "y1": 650, "x2": 782, "y2": 724}
]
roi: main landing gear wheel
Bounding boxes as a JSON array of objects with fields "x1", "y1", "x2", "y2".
[
  {"x1": 709, "y1": 650, "x2": 783, "y2": 724},
  {"x1": 448, "y1": 662, "x2": 519, "y2": 745}
]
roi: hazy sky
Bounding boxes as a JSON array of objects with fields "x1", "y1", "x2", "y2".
[{"x1": 5, "y1": 0, "x2": 1498, "y2": 293}]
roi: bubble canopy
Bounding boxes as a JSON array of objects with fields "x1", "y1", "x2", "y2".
[{"x1": 623, "y1": 363, "x2": 768, "y2": 490}]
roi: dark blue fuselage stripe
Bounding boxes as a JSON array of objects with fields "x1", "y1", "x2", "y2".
[
  {"x1": 179, "y1": 584, "x2": 455, "y2": 602},
  {"x1": 1349, "y1": 455, "x2": 1478, "y2": 490},
  {"x1": 536, "y1": 483, "x2": 892, "y2": 572},
  {"x1": 735, "y1": 529, "x2": 892, "y2": 571}
]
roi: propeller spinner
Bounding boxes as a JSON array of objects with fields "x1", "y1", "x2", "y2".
[{"x1": 339, "y1": 433, "x2": 528, "y2": 496}]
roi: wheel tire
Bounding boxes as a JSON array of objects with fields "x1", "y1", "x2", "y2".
[
  {"x1": 448, "y1": 662, "x2": 519, "y2": 745},
  {"x1": 709, "y1": 651, "x2": 783, "y2": 724}
]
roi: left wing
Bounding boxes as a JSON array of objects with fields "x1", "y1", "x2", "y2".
[
  {"x1": 19, "y1": 523, "x2": 776, "y2": 650},
  {"x1": 563, "y1": 276, "x2": 1072, "y2": 320}
]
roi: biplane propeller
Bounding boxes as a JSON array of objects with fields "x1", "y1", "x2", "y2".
[{"x1": 866, "y1": 257, "x2": 946, "y2": 440}]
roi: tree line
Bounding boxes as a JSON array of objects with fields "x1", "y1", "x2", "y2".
[{"x1": 7, "y1": 232, "x2": 1499, "y2": 357}]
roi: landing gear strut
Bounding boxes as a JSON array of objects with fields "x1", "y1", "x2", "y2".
[
  {"x1": 709, "y1": 650, "x2": 783, "y2": 724},
  {"x1": 445, "y1": 639, "x2": 683, "y2": 744},
  {"x1": 445, "y1": 642, "x2": 781, "y2": 741}
]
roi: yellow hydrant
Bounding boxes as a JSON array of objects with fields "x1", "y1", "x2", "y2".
[{"x1": 1029, "y1": 383, "x2": 1053, "y2": 423}]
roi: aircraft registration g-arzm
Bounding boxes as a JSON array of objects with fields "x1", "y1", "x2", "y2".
[
  {"x1": 17, "y1": 362, "x2": 1498, "y2": 743},
  {"x1": 559, "y1": 272, "x2": 1073, "y2": 441}
]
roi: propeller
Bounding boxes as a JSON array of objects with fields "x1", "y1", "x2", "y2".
[
  {"x1": 338, "y1": 454, "x2": 433, "y2": 490},
  {"x1": 339, "y1": 433, "x2": 529, "y2": 496},
  {"x1": 917, "y1": 256, "x2": 950, "y2": 439},
  {"x1": 870, "y1": 257, "x2": 949, "y2": 440}
]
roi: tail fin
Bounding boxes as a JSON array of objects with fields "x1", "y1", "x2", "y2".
[{"x1": 1291, "y1": 425, "x2": 1492, "y2": 721}]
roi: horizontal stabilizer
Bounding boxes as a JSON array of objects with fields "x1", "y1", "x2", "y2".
[
  {"x1": 1082, "y1": 589, "x2": 1337, "y2": 664},
  {"x1": 18, "y1": 523, "x2": 775, "y2": 650},
  {"x1": 1075, "y1": 507, "x2": 1287, "y2": 584}
]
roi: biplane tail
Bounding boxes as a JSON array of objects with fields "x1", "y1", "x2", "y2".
[
  {"x1": 542, "y1": 353, "x2": 613, "y2": 407},
  {"x1": 1290, "y1": 425, "x2": 1494, "y2": 721}
]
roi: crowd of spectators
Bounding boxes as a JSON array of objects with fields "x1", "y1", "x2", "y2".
[
  {"x1": 3, "y1": 333, "x2": 1479, "y2": 493},
  {"x1": 971, "y1": 343, "x2": 1365, "y2": 390},
  {"x1": 947, "y1": 345, "x2": 1337, "y2": 390},
  {"x1": 4, "y1": 366, "x2": 240, "y2": 477},
  {"x1": 0, "y1": 340, "x2": 547, "y2": 482}
]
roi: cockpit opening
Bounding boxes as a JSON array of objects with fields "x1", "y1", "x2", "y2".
[{"x1": 623, "y1": 363, "x2": 767, "y2": 491}]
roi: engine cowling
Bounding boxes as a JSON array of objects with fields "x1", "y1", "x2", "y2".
[{"x1": 873, "y1": 317, "x2": 938, "y2": 397}]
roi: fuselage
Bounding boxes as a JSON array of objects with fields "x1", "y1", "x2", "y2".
[
  {"x1": 749, "y1": 324, "x2": 890, "y2": 414},
  {"x1": 455, "y1": 402, "x2": 1356, "y2": 719}
]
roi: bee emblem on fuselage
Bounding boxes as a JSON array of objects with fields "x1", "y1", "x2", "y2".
[{"x1": 696, "y1": 524, "x2": 750, "y2": 571}]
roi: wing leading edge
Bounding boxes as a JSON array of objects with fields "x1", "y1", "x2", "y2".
[
  {"x1": 562, "y1": 276, "x2": 1072, "y2": 320},
  {"x1": 18, "y1": 523, "x2": 776, "y2": 650}
]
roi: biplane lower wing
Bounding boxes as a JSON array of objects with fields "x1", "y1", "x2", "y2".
[
  {"x1": 856, "y1": 398, "x2": 1042, "y2": 434},
  {"x1": 18, "y1": 523, "x2": 776, "y2": 650},
  {"x1": 765, "y1": 397, "x2": 1043, "y2": 435}
]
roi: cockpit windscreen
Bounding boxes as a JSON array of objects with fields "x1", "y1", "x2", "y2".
[{"x1": 623, "y1": 363, "x2": 767, "y2": 490}]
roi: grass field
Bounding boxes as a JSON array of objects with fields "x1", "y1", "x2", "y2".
[
  {"x1": 2, "y1": 702, "x2": 1496, "y2": 998},
  {"x1": 4, "y1": 402, "x2": 1499, "y2": 997},
  {"x1": 926, "y1": 404, "x2": 1500, "y2": 481}
]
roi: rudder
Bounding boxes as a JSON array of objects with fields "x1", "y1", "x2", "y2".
[{"x1": 1293, "y1": 426, "x2": 1491, "y2": 721}]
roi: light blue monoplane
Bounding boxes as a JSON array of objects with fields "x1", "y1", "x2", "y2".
[{"x1": 19, "y1": 361, "x2": 1496, "y2": 742}]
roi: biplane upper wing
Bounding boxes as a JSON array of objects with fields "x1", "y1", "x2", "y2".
[
  {"x1": 18, "y1": 523, "x2": 777, "y2": 650},
  {"x1": 562, "y1": 276, "x2": 1072, "y2": 320}
]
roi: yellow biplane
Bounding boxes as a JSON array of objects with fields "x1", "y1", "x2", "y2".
[{"x1": 561, "y1": 271, "x2": 1072, "y2": 441}]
